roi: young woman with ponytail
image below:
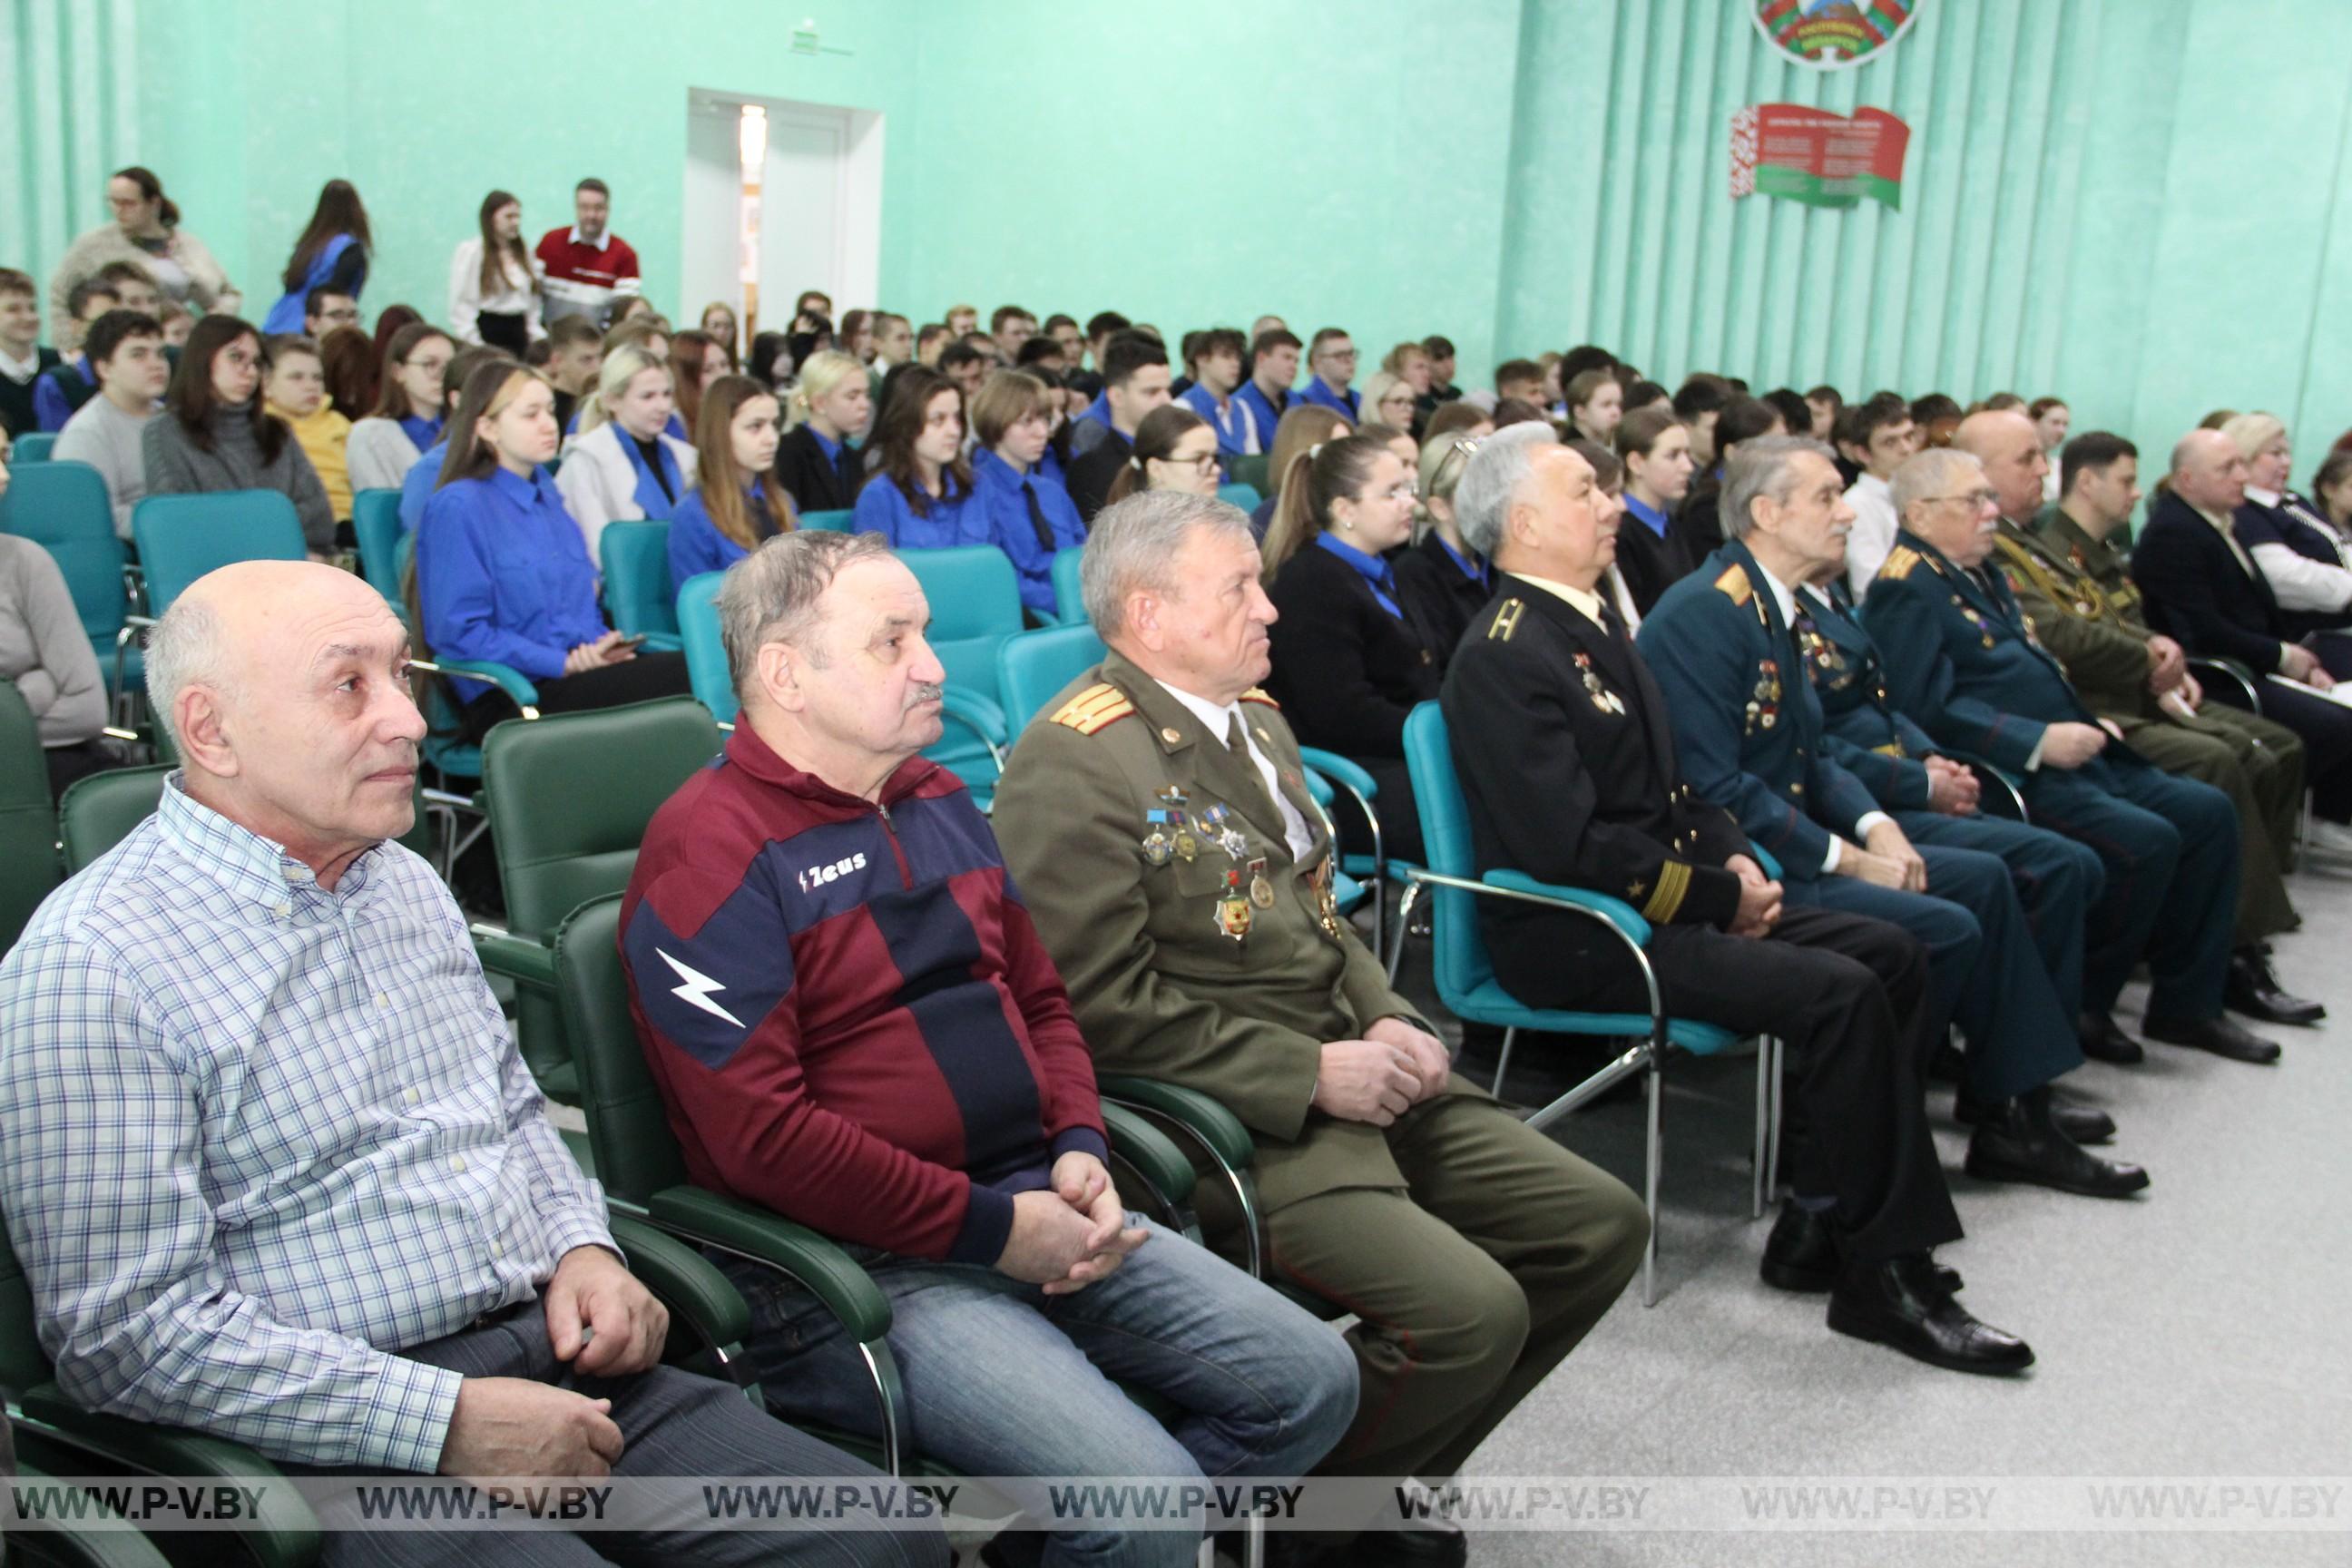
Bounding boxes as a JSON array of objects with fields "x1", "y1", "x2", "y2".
[
  {"x1": 771, "y1": 348, "x2": 872, "y2": 513},
  {"x1": 1260, "y1": 430, "x2": 1441, "y2": 860},
  {"x1": 666, "y1": 373, "x2": 796, "y2": 587},
  {"x1": 1101, "y1": 404, "x2": 1220, "y2": 509}
]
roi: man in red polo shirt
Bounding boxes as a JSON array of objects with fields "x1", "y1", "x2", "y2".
[{"x1": 536, "y1": 177, "x2": 642, "y2": 328}]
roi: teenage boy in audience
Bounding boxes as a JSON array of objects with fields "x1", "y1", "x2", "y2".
[
  {"x1": 944, "y1": 302, "x2": 977, "y2": 337},
  {"x1": 1486, "y1": 358, "x2": 1545, "y2": 414},
  {"x1": 1839, "y1": 396, "x2": 1922, "y2": 596},
  {"x1": 1235, "y1": 326, "x2": 1302, "y2": 451},
  {"x1": 797, "y1": 289, "x2": 835, "y2": 322},
  {"x1": 541, "y1": 315, "x2": 604, "y2": 437},
  {"x1": 1417, "y1": 334, "x2": 1464, "y2": 423},
  {"x1": 1674, "y1": 373, "x2": 1733, "y2": 471},
  {"x1": 623, "y1": 533, "x2": 1357, "y2": 1564},
  {"x1": 1175, "y1": 326, "x2": 1254, "y2": 457},
  {"x1": 302, "y1": 287, "x2": 362, "y2": 338},
  {"x1": 990, "y1": 305, "x2": 1037, "y2": 362},
  {"x1": 1043, "y1": 311, "x2": 1083, "y2": 366},
  {"x1": 53, "y1": 308, "x2": 168, "y2": 536},
  {"x1": 0, "y1": 269, "x2": 58, "y2": 437},
  {"x1": 936, "y1": 339, "x2": 989, "y2": 403},
  {"x1": 536, "y1": 177, "x2": 642, "y2": 327},
  {"x1": 1297, "y1": 327, "x2": 1361, "y2": 417},
  {"x1": 914, "y1": 322, "x2": 950, "y2": 368},
  {"x1": 870, "y1": 311, "x2": 915, "y2": 369},
  {"x1": 1064, "y1": 332, "x2": 1171, "y2": 522},
  {"x1": 31, "y1": 277, "x2": 124, "y2": 431}
]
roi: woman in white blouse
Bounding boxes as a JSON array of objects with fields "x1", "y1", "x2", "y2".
[
  {"x1": 447, "y1": 191, "x2": 543, "y2": 355},
  {"x1": 554, "y1": 342, "x2": 698, "y2": 564}
]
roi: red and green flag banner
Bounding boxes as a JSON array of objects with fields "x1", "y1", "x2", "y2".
[
  {"x1": 1755, "y1": 0, "x2": 1918, "y2": 69},
  {"x1": 1730, "y1": 103, "x2": 1910, "y2": 210}
]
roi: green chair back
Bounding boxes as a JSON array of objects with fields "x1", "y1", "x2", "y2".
[
  {"x1": 553, "y1": 895, "x2": 693, "y2": 1206},
  {"x1": 351, "y1": 488, "x2": 405, "y2": 609},
  {"x1": 0, "y1": 680, "x2": 60, "y2": 950},
  {"x1": 996, "y1": 623, "x2": 1108, "y2": 731},
  {"x1": 59, "y1": 765, "x2": 436, "y2": 875},
  {"x1": 10, "y1": 432, "x2": 56, "y2": 464},
  {"x1": 1050, "y1": 546, "x2": 1084, "y2": 623},
  {"x1": 130, "y1": 491, "x2": 306, "y2": 617},
  {"x1": 600, "y1": 520, "x2": 680, "y2": 638},
  {"x1": 1216, "y1": 482, "x2": 1261, "y2": 513},
  {"x1": 1225, "y1": 453, "x2": 1271, "y2": 494},
  {"x1": 0, "y1": 1222, "x2": 59, "y2": 1404},
  {"x1": 0, "y1": 460, "x2": 126, "y2": 651},
  {"x1": 676, "y1": 570, "x2": 735, "y2": 721}
]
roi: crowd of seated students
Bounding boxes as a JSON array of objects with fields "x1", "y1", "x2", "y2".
[{"x1": 13, "y1": 161, "x2": 2352, "y2": 1566}]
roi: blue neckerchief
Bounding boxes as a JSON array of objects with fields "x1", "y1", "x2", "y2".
[
  {"x1": 1315, "y1": 529, "x2": 1404, "y2": 619},
  {"x1": 397, "y1": 413, "x2": 442, "y2": 450},
  {"x1": 617, "y1": 429, "x2": 682, "y2": 519},
  {"x1": 1436, "y1": 535, "x2": 1489, "y2": 588},
  {"x1": 1623, "y1": 492, "x2": 1671, "y2": 539},
  {"x1": 809, "y1": 426, "x2": 842, "y2": 464}
]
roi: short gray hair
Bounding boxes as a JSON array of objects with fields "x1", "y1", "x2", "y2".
[
  {"x1": 1454, "y1": 420, "x2": 1559, "y2": 559},
  {"x1": 142, "y1": 594, "x2": 232, "y2": 754},
  {"x1": 1081, "y1": 490, "x2": 1253, "y2": 642},
  {"x1": 1720, "y1": 434, "x2": 1837, "y2": 540},
  {"x1": 1891, "y1": 447, "x2": 1983, "y2": 522},
  {"x1": 717, "y1": 529, "x2": 893, "y2": 700}
]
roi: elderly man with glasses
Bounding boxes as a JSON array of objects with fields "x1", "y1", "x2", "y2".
[{"x1": 1862, "y1": 448, "x2": 2280, "y2": 1067}]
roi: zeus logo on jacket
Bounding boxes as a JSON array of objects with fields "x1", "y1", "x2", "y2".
[{"x1": 797, "y1": 852, "x2": 868, "y2": 893}]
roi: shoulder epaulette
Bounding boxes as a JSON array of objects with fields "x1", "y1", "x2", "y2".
[
  {"x1": 1879, "y1": 546, "x2": 1922, "y2": 581},
  {"x1": 1240, "y1": 687, "x2": 1280, "y2": 708},
  {"x1": 1712, "y1": 564, "x2": 1752, "y2": 604},
  {"x1": 1489, "y1": 597, "x2": 1525, "y2": 641},
  {"x1": 1050, "y1": 682, "x2": 1135, "y2": 735}
]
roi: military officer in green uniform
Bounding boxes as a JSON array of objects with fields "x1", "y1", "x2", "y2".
[
  {"x1": 1951, "y1": 411, "x2": 2319, "y2": 1030},
  {"x1": 990, "y1": 490, "x2": 1648, "y2": 1526}
]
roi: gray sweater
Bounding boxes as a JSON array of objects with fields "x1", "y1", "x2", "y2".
[
  {"x1": 0, "y1": 534, "x2": 105, "y2": 747},
  {"x1": 52, "y1": 394, "x2": 153, "y2": 539},
  {"x1": 141, "y1": 402, "x2": 335, "y2": 553}
]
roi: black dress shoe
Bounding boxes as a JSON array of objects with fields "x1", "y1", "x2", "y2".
[
  {"x1": 2225, "y1": 949, "x2": 2325, "y2": 1025},
  {"x1": 2144, "y1": 1014, "x2": 2283, "y2": 1064},
  {"x1": 1954, "y1": 1090, "x2": 2113, "y2": 1144},
  {"x1": 1350, "y1": 1518, "x2": 1467, "y2": 1568},
  {"x1": 1760, "y1": 1201, "x2": 1961, "y2": 1294},
  {"x1": 1827, "y1": 1254, "x2": 2034, "y2": 1376},
  {"x1": 2077, "y1": 1011, "x2": 2144, "y2": 1065},
  {"x1": 1962, "y1": 1093, "x2": 2150, "y2": 1198}
]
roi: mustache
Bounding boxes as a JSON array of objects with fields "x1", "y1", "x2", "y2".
[{"x1": 907, "y1": 681, "x2": 944, "y2": 708}]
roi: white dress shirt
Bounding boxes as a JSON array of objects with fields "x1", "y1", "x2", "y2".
[
  {"x1": 1842, "y1": 473, "x2": 1899, "y2": 600},
  {"x1": 2242, "y1": 486, "x2": 2352, "y2": 614},
  {"x1": 1154, "y1": 679, "x2": 1315, "y2": 862},
  {"x1": 1749, "y1": 557, "x2": 1891, "y2": 868}
]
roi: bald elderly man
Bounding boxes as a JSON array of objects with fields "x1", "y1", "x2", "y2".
[
  {"x1": 0, "y1": 562, "x2": 939, "y2": 1568},
  {"x1": 2132, "y1": 427, "x2": 2352, "y2": 846}
]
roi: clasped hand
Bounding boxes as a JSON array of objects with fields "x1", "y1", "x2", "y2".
[{"x1": 996, "y1": 1152, "x2": 1148, "y2": 1296}]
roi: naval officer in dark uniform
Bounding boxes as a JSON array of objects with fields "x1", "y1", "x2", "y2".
[
  {"x1": 1862, "y1": 446, "x2": 2281, "y2": 1067},
  {"x1": 1439, "y1": 423, "x2": 2034, "y2": 1377},
  {"x1": 1635, "y1": 436, "x2": 2142, "y2": 1201}
]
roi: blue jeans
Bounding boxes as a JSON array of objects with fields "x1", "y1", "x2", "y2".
[{"x1": 730, "y1": 1217, "x2": 1360, "y2": 1567}]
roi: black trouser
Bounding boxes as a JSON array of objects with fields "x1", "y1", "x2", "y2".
[
  {"x1": 1498, "y1": 904, "x2": 1960, "y2": 1262},
  {"x1": 44, "y1": 738, "x2": 122, "y2": 801},
  {"x1": 2257, "y1": 674, "x2": 2352, "y2": 821},
  {"x1": 474, "y1": 309, "x2": 530, "y2": 357},
  {"x1": 456, "y1": 651, "x2": 692, "y2": 742}
]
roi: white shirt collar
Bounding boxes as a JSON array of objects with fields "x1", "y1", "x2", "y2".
[
  {"x1": 2245, "y1": 486, "x2": 2281, "y2": 508},
  {"x1": 0, "y1": 346, "x2": 38, "y2": 382},
  {"x1": 1153, "y1": 678, "x2": 1243, "y2": 739},
  {"x1": 1750, "y1": 556, "x2": 1799, "y2": 628},
  {"x1": 566, "y1": 227, "x2": 610, "y2": 251},
  {"x1": 1851, "y1": 471, "x2": 1892, "y2": 501},
  {"x1": 1512, "y1": 573, "x2": 1607, "y2": 627}
]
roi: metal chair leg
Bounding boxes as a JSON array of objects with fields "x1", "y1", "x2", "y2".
[
  {"x1": 1384, "y1": 879, "x2": 1423, "y2": 982},
  {"x1": 1764, "y1": 1036, "x2": 1785, "y2": 1204},
  {"x1": 1492, "y1": 1026, "x2": 1517, "y2": 1102},
  {"x1": 1752, "y1": 1036, "x2": 1771, "y2": 1221},
  {"x1": 1641, "y1": 1057, "x2": 1663, "y2": 1308}
]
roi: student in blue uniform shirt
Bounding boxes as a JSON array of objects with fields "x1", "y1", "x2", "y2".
[
  {"x1": 1638, "y1": 436, "x2": 2146, "y2": 1202},
  {"x1": 416, "y1": 359, "x2": 688, "y2": 739},
  {"x1": 966, "y1": 369, "x2": 1085, "y2": 620},
  {"x1": 1295, "y1": 328, "x2": 1362, "y2": 418},
  {"x1": 1174, "y1": 327, "x2": 1257, "y2": 458},
  {"x1": 852, "y1": 365, "x2": 980, "y2": 550},
  {"x1": 1235, "y1": 327, "x2": 1302, "y2": 451},
  {"x1": 668, "y1": 373, "x2": 796, "y2": 589},
  {"x1": 396, "y1": 342, "x2": 511, "y2": 532}
]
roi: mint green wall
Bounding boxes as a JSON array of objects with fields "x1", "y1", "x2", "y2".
[{"x1": 6, "y1": 0, "x2": 2349, "y2": 485}]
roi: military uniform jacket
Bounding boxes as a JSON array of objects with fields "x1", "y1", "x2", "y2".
[
  {"x1": 988, "y1": 649, "x2": 1452, "y2": 1214},
  {"x1": 1638, "y1": 541, "x2": 1885, "y2": 880},
  {"x1": 1441, "y1": 576, "x2": 1751, "y2": 988},
  {"x1": 1864, "y1": 529, "x2": 2143, "y2": 778},
  {"x1": 1995, "y1": 508, "x2": 2161, "y2": 719},
  {"x1": 1789, "y1": 582, "x2": 1943, "y2": 812}
]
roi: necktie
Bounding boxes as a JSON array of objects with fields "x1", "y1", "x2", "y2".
[
  {"x1": 1224, "y1": 710, "x2": 1281, "y2": 821},
  {"x1": 1021, "y1": 479, "x2": 1055, "y2": 551}
]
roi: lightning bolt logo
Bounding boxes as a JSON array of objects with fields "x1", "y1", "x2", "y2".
[{"x1": 656, "y1": 949, "x2": 745, "y2": 1028}]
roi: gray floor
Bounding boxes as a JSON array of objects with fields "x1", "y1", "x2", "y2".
[{"x1": 1419, "y1": 865, "x2": 2352, "y2": 1566}]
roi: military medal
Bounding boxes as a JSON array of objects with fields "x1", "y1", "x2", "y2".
[
  {"x1": 1747, "y1": 658, "x2": 1782, "y2": 731},
  {"x1": 1572, "y1": 651, "x2": 1625, "y2": 715},
  {"x1": 1141, "y1": 809, "x2": 1177, "y2": 867},
  {"x1": 1213, "y1": 869, "x2": 1253, "y2": 942},
  {"x1": 1201, "y1": 804, "x2": 1249, "y2": 860},
  {"x1": 1248, "y1": 856, "x2": 1275, "y2": 909},
  {"x1": 1173, "y1": 820, "x2": 1199, "y2": 861},
  {"x1": 1312, "y1": 858, "x2": 1343, "y2": 937}
]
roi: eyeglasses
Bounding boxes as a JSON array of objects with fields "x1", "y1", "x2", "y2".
[
  {"x1": 1924, "y1": 488, "x2": 2002, "y2": 509},
  {"x1": 1319, "y1": 348, "x2": 1357, "y2": 362},
  {"x1": 1159, "y1": 452, "x2": 1220, "y2": 474}
]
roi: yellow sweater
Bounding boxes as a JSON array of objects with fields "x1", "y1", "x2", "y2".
[{"x1": 268, "y1": 399, "x2": 354, "y2": 521}]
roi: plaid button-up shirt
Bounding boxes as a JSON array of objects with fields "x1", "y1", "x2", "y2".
[{"x1": 0, "y1": 776, "x2": 612, "y2": 1470}]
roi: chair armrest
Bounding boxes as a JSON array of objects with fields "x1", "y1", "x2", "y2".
[
  {"x1": 639, "y1": 632, "x2": 683, "y2": 654},
  {"x1": 415, "y1": 657, "x2": 541, "y2": 709},
  {"x1": 644, "y1": 1187, "x2": 891, "y2": 1342},
  {"x1": 470, "y1": 926, "x2": 556, "y2": 989},
  {"x1": 1096, "y1": 1074, "x2": 1257, "y2": 1172},
  {"x1": 15, "y1": 1384, "x2": 320, "y2": 1568},
  {"x1": 938, "y1": 686, "x2": 1009, "y2": 745},
  {"x1": 1478, "y1": 867, "x2": 1652, "y2": 942},
  {"x1": 1296, "y1": 746, "x2": 1377, "y2": 800},
  {"x1": 1098, "y1": 1102, "x2": 1197, "y2": 1209},
  {"x1": 2185, "y1": 655, "x2": 2262, "y2": 713},
  {"x1": 1937, "y1": 747, "x2": 2031, "y2": 822},
  {"x1": 1743, "y1": 841, "x2": 1785, "y2": 881},
  {"x1": 607, "y1": 1211, "x2": 751, "y2": 1353}
]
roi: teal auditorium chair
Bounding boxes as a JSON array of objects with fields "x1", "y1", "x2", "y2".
[
  {"x1": 10, "y1": 432, "x2": 56, "y2": 463},
  {"x1": 599, "y1": 519, "x2": 683, "y2": 646},
  {"x1": 1049, "y1": 545, "x2": 1083, "y2": 625},
  {"x1": 898, "y1": 546, "x2": 1021, "y2": 801},
  {"x1": 676, "y1": 570, "x2": 735, "y2": 718},
  {"x1": 350, "y1": 487, "x2": 404, "y2": 610},
  {"x1": 121, "y1": 491, "x2": 307, "y2": 720},
  {"x1": 550, "y1": 894, "x2": 1205, "y2": 1481},
  {"x1": 0, "y1": 681, "x2": 60, "y2": 951},
  {"x1": 799, "y1": 508, "x2": 855, "y2": 533},
  {"x1": 1225, "y1": 453, "x2": 1270, "y2": 495},
  {"x1": 1399, "y1": 701, "x2": 1780, "y2": 1307},
  {"x1": 0, "y1": 459, "x2": 136, "y2": 694},
  {"x1": 394, "y1": 529, "x2": 544, "y2": 794},
  {"x1": 1216, "y1": 482, "x2": 1260, "y2": 513}
]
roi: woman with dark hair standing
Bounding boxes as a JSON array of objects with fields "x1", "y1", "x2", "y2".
[
  {"x1": 346, "y1": 321, "x2": 455, "y2": 492},
  {"x1": 1261, "y1": 431, "x2": 1439, "y2": 860},
  {"x1": 667, "y1": 373, "x2": 796, "y2": 587},
  {"x1": 141, "y1": 315, "x2": 335, "y2": 555},
  {"x1": 447, "y1": 191, "x2": 543, "y2": 354},
  {"x1": 261, "y1": 180, "x2": 371, "y2": 334},
  {"x1": 48, "y1": 166, "x2": 238, "y2": 340},
  {"x1": 416, "y1": 360, "x2": 689, "y2": 739},
  {"x1": 850, "y1": 365, "x2": 978, "y2": 549}
]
